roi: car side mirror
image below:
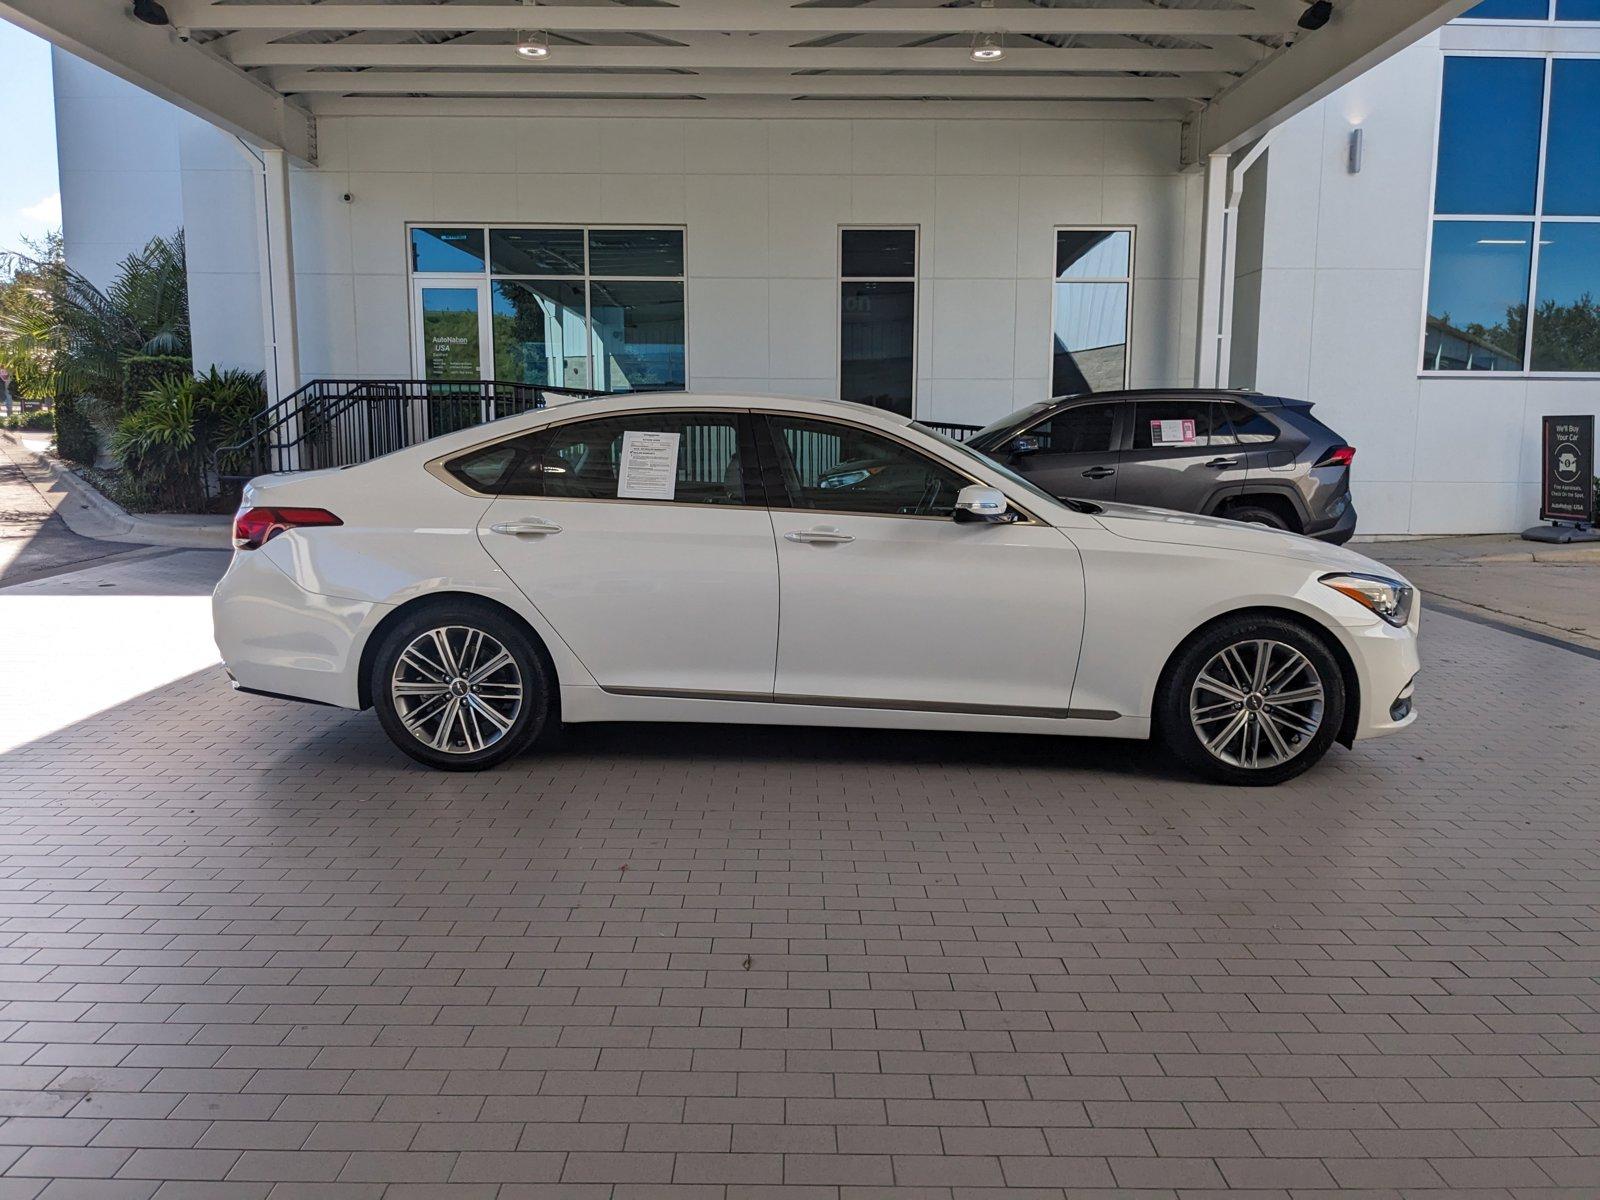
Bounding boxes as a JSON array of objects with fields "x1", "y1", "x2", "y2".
[
  {"x1": 953, "y1": 484, "x2": 1018, "y2": 524},
  {"x1": 1009, "y1": 435, "x2": 1042, "y2": 457}
]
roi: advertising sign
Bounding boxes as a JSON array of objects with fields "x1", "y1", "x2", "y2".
[{"x1": 1539, "y1": 415, "x2": 1595, "y2": 524}]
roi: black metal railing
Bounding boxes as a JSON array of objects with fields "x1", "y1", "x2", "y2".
[
  {"x1": 919, "y1": 422, "x2": 982, "y2": 442},
  {"x1": 216, "y1": 379, "x2": 608, "y2": 480},
  {"x1": 217, "y1": 379, "x2": 991, "y2": 482}
]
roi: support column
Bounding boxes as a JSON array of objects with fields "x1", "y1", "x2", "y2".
[
  {"x1": 1194, "y1": 151, "x2": 1229, "y2": 389},
  {"x1": 262, "y1": 148, "x2": 300, "y2": 402}
]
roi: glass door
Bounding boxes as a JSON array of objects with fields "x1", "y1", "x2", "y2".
[{"x1": 413, "y1": 280, "x2": 491, "y2": 382}]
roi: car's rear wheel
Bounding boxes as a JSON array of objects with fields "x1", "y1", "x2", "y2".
[
  {"x1": 371, "y1": 603, "x2": 550, "y2": 770},
  {"x1": 1226, "y1": 503, "x2": 1292, "y2": 532},
  {"x1": 1157, "y1": 615, "x2": 1344, "y2": 786}
]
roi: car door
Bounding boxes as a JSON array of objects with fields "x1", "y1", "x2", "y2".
[
  {"x1": 759, "y1": 412, "x2": 1085, "y2": 713},
  {"x1": 471, "y1": 409, "x2": 780, "y2": 695},
  {"x1": 999, "y1": 400, "x2": 1123, "y2": 502},
  {"x1": 1114, "y1": 398, "x2": 1248, "y2": 513}
]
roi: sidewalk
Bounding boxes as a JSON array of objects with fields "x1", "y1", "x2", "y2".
[
  {"x1": 0, "y1": 430, "x2": 230, "y2": 549},
  {"x1": 1370, "y1": 533, "x2": 1600, "y2": 652}
]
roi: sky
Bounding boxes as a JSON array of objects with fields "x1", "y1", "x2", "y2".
[{"x1": 0, "y1": 20, "x2": 59, "y2": 258}]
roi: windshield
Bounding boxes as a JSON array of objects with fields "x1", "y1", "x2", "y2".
[
  {"x1": 967, "y1": 402, "x2": 1052, "y2": 450},
  {"x1": 912, "y1": 422, "x2": 1081, "y2": 514}
]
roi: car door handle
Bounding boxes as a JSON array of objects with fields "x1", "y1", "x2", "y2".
[
  {"x1": 784, "y1": 527, "x2": 854, "y2": 544},
  {"x1": 1205, "y1": 458, "x2": 1240, "y2": 470},
  {"x1": 1081, "y1": 467, "x2": 1116, "y2": 480},
  {"x1": 489, "y1": 518, "x2": 563, "y2": 536}
]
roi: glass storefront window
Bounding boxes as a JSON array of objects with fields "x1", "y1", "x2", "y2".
[
  {"x1": 589, "y1": 281, "x2": 686, "y2": 393},
  {"x1": 1462, "y1": 0, "x2": 1554, "y2": 16},
  {"x1": 419, "y1": 287, "x2": 483, "y2": 380},
  {"x1": 1424, "y1": 222, "x2": 1532, "y2": 371},
  {"x1": 410, "y1": 228, "x2": 485, "y2": 273},
  {"x1": 489, "y1": 228, "x2": 585, "y2": 276},
  {"x1": 1530, "y1": 223, "x2": 1600, "y2": 371},
  {"x1": 587, "y1": 229, "x2": 684, "y2": 278},
  {"x1": 492, "y1": 280, "x2": 589, "y2": 389},
  {"x1": 1434, "y1": 57, "x2": 1544, "y2": 216},
  {"x1": 1052, "y1": 229, "x2": 1133, "y2": 395},
  {"x1": 840, "y1": 280, "x2": 915, "y2": 417},
  {"x1": 1543, "y1": 60, "x2": 1600, "y2": 216}
]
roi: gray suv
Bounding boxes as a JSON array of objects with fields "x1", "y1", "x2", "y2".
[{"x1": 966, "y1": 389, "x2": 1357, "y2": 544}]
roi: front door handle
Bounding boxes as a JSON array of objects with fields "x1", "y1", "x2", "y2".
[
  {"x1": 1081, "y1": 467, "x2": 1116, "y2": 480},
  {"x1": 784, "y1": 527, "x2": 854, "y2": 544},
  {"x1": 490, "y1": 518, "x2": 563, "y2": 536},
  {"x1": 1205, "y1": 458, "x2": 1240, "y2": 470}
]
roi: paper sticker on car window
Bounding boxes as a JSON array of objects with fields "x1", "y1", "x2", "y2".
[
  {"x1": 1151, "y1": 418, "x2": 1198, "y2": 446},
  {"x1": 617, "y1": 430, "x2": 681, "y2": 500}
]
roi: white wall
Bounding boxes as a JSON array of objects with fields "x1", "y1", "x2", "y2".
[
  {"x1": 51, "y1": 50, "x2": 190, "y2": 290},
  {"x1": 1247, "y1": 30, "x2": 1600, "y2": 535},
  {"x1": 275, "y1": 113, "x2": 1201, "y2": 424}
]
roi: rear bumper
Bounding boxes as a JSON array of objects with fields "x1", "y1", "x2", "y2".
[
  {"x1": 1307, "y1": 499, "x2": 1357, "y2": 545},
  {"x1": 212, "y1": 549, "x2": 381, "y2": 710}
]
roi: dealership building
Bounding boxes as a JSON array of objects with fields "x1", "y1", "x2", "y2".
[{"x1": 8, "y1": 0, "x2": 1598, "y2": 535}]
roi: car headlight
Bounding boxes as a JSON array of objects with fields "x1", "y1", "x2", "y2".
[{"x1": 1320, "y1": 572, "x2": 1414, "y2": 627}]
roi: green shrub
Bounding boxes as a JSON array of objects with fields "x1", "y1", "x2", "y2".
[
  {"x1": 0, "y1": 407, "x2": 53, "y2": 431},
  {"x1": 111, "y1": 367, "x2": 266, "y2": 512},
  {"x1": 121, "y1": 354, "x2": 192, "y2": 410},
  {"x1": 53, "y1": 394, "x2": 98, "y2": 464}
]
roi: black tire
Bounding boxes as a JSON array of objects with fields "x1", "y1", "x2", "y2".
[
  {"x1": 370, "y1": 601, "x2": 551, "y2": 771},
  {"x1": 1156, "y1": 614, "x2": 1345, "y2": 787},
  {"x1": 1225, "y1": 503, "x2": 1293, "y2": 532}
]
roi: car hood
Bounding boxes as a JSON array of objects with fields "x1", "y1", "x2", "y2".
[{"x1": 1088, "y1": 501, "x2": 1403, "y2": 577}]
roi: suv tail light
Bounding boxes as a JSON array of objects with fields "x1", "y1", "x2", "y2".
[
  {"x1": 233, "y1": 506, "x2": 343, "y2": 550},
  {"x1": 1314, "y1": 445, "x2": 1356, "y2": 468}
]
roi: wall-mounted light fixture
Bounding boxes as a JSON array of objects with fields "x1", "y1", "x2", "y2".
[{"x1": 1347, "y1": 126, "x2": 1364, "y2": 174}]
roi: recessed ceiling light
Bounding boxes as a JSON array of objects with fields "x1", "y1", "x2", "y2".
[
  {"x1": 971, "y1": 32, "x2": 1005, "y2": 62},
  {"x1": 516, "y1": 31, "x2": 550, "y2": 59}
]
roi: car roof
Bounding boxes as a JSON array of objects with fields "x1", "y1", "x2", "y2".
[{"x1": 1048, "y1": 388, "x2": 1289, "y2": 408}]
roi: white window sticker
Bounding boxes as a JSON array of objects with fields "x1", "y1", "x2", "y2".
[
  {"x1": 617, "y1": 430, "x2": 681, "y2": 500},
  {"x1": 1151, "y1": 418, "x2": 1198, "y2": 446}
]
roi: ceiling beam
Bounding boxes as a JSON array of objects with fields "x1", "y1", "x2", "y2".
[
  {"x1": 230, "y1": 42, "x2": 1251, "y2": 73},
  {"x1": 307, "y1": 94, "x2": 1190, "y2": 121},
  {"x1": 169, "y1": 1, "x2": 1297, "y2": 37},
  {"x1": 0, "y1": 0, "x2": 315, "y2": 162},
  {"x1": 267, "y1": 68, "x2": 1221, "y2": 100},
  {"x1": 1188, "y1": 0, "x2": 1474, "y2": 159}
]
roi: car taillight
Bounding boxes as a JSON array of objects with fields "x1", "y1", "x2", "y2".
[
  {"x1": 1314, "y1": 445, "x2": 1356, "y2": 468},
  {"x1": 232, "y1": 506, "x2": 343, "y2": 550}
]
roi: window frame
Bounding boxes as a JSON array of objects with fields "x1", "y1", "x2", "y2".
[
  {"x1": 428, "y1": 407, "x2": 765, "y2": 508},
  {"x1": 405, "y1": 223, "x2": 690, "y2": 392},
  {"x1": 1049, "y1": 226, "x2": 1136, "y2": 395},
  {"x1": 837, "y1": 225, "x2": 920, "y2": 419},
  {"x1": 1420, "y1": 51, "x2": 1600, "y2": 378},
  {"x1": 1009, "y1": 398, "x2": 1128, "y2": 457}
]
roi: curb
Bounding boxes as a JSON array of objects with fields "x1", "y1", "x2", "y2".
[{"x1": 0, "y1": 431, "x2": 231, "y2": 549}]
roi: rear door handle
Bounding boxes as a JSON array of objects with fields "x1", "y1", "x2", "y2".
[
  {"x1": 1081, "y1": 467, "x2": 1116, "y2": 480},
  {"x1": 1205, "y1": 458, "x2": 1240, "y2": 470},
  {"x1": 784, "y1": 527, "x2": 854, "y2": 544},
  {"x1": 490, "y1": 517, "x2": 563, "y2": 536}
]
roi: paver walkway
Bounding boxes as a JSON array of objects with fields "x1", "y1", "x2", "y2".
[{"x1": 0, "y1": 550, "x2": 1596, "y2": 1197}]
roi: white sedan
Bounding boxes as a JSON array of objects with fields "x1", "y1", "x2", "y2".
[{"x1": 213, "y1": 394, "x2": 1420, "y2": 785}]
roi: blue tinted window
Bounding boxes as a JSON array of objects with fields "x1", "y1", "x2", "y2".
[
  {"x1": 1530, "y1": 223, "x2": 1600, "y2": 370},
  {"x1": 1462, "y1": 0, "x2": 1550, "y2": 15},
  {"x1": 410, "y1": 227, "x2": 485, "y2": 273},
  {"x1": 1426, "y1": 222, "x2": 1531, "y2": 370},
  {"x1": 1544, "y1": 60, "x2": 1600, "y2": 215},
  {"x1": 1557, "y1": 0, "x2": 1600, "y2": 17},
  {"x1": 1435, "y1": 57, "x2": 1545, "y2": 215}
]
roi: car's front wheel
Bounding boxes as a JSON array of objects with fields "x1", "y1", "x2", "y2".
[
  {"x1": 371, "y1": 603, "x2": 551, "y2": 770},
  {"x1": 1156, "y1": 615, "x2": 1344, "y2": 786}
]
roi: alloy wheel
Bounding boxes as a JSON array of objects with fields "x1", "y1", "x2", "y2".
[
  {"x1": 1188, "y1": 638, "x2": 1325, "y2": 770},
  {"x1": 389, "y1": 625, "x2": 524, "y2": 755}
]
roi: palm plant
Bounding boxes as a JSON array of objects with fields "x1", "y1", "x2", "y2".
[{"x1": 0, "y1": 231, "x2": 190, "y2": 405}]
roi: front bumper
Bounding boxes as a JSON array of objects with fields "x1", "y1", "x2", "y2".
[
  {"x1": 212, "y1": 549, "x2": 382, "y2": 710},
  {"x1": 1343, "y1": 610, "x2": 1421, "y2": 742}
]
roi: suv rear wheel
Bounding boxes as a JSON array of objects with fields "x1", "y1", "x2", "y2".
[
  {"x1": 1157, "y1": 615, "x2": 1344, "y2": 786},
  {"x1": 1225, "y1": 502, "x2": 1293, "y2": 532}
]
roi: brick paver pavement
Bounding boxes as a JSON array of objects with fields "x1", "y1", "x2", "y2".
[{"x1": 0, "y1": 605, "x2": 1597, "y2": 1198}]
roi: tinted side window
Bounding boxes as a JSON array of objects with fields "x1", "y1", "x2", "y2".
[
  {"x1": 539, "y1": 412, "x2": 746, "y2": 505},
  {"x1": 1219, "y1": 402, "x2": 1279, "y2": 445},
  {"x1": 1131, "y1": 400, "x2": 1218, "y2": 450},
  {"x1": 1031, "y1": 403, "x2": 1119, "y2": 454},
  {"x1": 444, "y1": 436, "x2": 538, "y2": 494},
  {"x1": 765, "y1": 416, "x2": 967, "y2": 517}
]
